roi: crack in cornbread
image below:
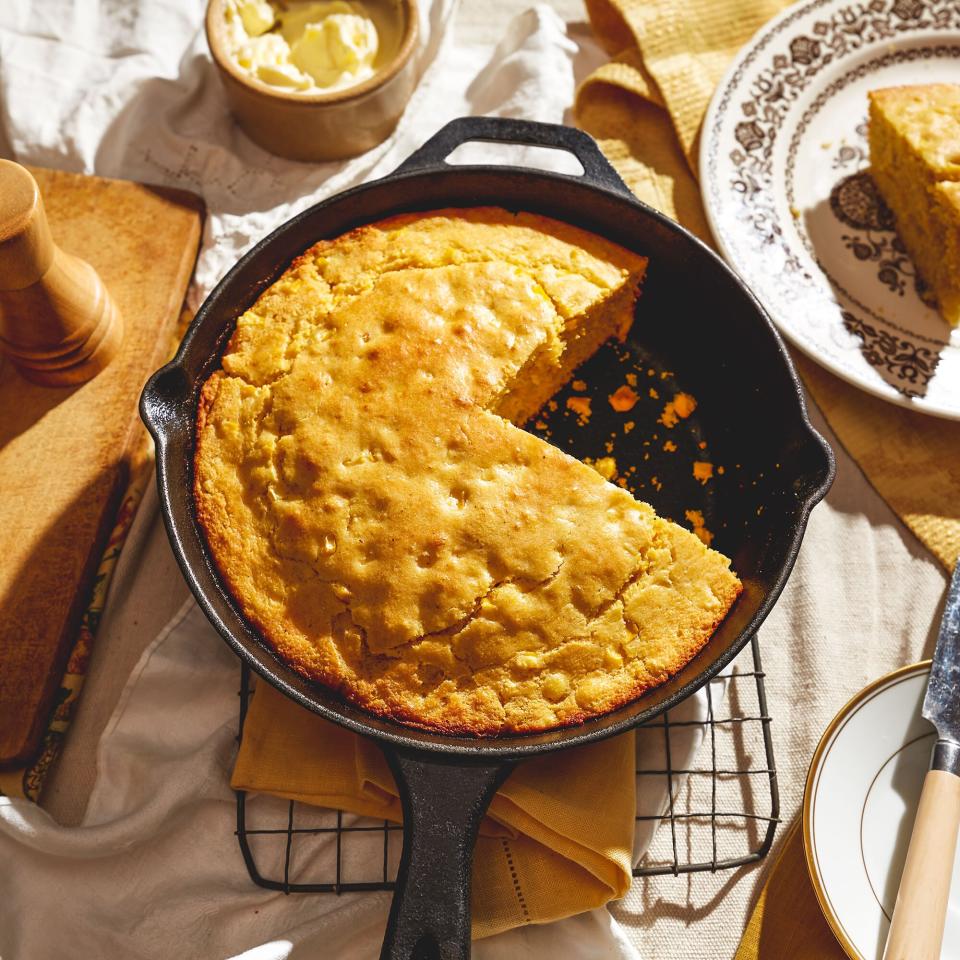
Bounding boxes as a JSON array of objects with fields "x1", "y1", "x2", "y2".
[
  {"x1": 869, "y1": 84, "x2": 960, "y2": 326},
  {"x1": 195, "y1": 208, "x2": 742, "y2": 734}
]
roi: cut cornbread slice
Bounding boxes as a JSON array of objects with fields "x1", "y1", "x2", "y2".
[
  {"x1": 933, "y1": 180, "x2": 960, "y2": 324},
  {"x1": 221, "y1": 207, "x2": 646, "y2": 409},
  {"x1": 195, "y1": 210, "x2": 741, "y2": 734},
  {"x1": 868, "y1": 84, "x2": 960, "y2": 326}
]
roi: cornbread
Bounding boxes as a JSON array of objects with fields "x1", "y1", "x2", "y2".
[
  {"x1": 195, "y1": 208, "x2": 742, "y2": 734},
  {"x1": 868, "y1": 84, "x2": 960, "y2": 326}
]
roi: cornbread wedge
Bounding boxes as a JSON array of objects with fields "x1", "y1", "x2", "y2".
[
  {"x1": 195, "y1": 208, "x2": 742, "y2": 734},
  {"x1": 869, "y1": 84, "x2": 960, "y2": 326}
]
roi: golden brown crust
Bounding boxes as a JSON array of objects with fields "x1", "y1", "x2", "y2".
[
  {"x1": 868, "y1": 84, "x2": 960, "y2": 326},
  {"x1": 194, "y1": 207, "x2": 741, "y2": 735}
]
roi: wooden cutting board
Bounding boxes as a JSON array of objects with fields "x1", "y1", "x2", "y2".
[{"x1": 0, "y1": 166, "x2": 202, "y2": 767}]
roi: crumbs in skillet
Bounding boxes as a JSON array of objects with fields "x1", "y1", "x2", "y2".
[{"x1": 524, "y1": 339, "x2": 726, "y2": 546}]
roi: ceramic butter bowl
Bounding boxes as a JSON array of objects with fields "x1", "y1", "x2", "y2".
[{"x1": 205, "y1": 0, "x2": 419, "y2": 162}]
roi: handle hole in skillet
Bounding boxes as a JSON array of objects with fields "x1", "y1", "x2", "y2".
[{"x1": 444, "y1": 141, "x2": 585, "y2": 176}]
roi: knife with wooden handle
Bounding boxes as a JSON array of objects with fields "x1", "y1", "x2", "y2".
[{"x1": 884, "y1": 559, "x2": 960, "y2": 960}]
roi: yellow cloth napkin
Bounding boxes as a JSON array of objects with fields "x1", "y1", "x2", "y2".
[
  {"x1": 734, "y1": 821, "x2": 846, "y2": 959},
  {"x1": 231, "y1": 681, "x2": 635, "y2": 939},
  {"x1": 575, "y1": 0, "x2": 960, "y2": 571}
]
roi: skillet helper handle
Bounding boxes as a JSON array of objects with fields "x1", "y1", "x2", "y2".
[
  {"x1": 391, "y1": 116, "x2": 634, "y2": 198},
  {"x1": 882, "y1": 760, "x2": 960, "y2": 960},
  {"x1": 379, "y1": 747, "x2": 516, "y2": 960}
]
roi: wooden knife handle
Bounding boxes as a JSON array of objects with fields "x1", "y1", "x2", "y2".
[
  {"x1": 0, "y1": 159, "x2": 122, "y2": 386},
  {"x1": 883, "y1": 768, "x2": 960, "y2": 960}
]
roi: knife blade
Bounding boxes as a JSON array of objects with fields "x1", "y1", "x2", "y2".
[
  {"x1": 924, "y1": 558, "x2": 960, "y2": 772},
  {"x1": 883, "y1": 559, "x2": 960, "y2": 960}
]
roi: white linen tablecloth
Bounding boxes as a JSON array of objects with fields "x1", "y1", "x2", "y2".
[{"x1": 0, "y1": 1, "x2": 949, "y2": 958}]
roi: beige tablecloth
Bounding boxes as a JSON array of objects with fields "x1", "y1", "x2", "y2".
[{"x1": 32, "y1": 3, "x2": 949, "y2": 958}]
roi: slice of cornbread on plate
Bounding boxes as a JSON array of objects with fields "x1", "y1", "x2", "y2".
[
  {"x1": 868, "y1": 84, "x2": 960, "y2": 326},
  {"x1": 195, "y1": 209, "x2": 742, "y2": 735}
]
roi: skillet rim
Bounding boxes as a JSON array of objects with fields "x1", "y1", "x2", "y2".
[{"x1": 141, "y1": 146, "x2": 835, "y2": 759}]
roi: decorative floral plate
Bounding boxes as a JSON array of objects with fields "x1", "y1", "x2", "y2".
[
  {"x1": 702, "y1": 0, "x2": 960, "y2": 419},
  {"x1": 804, "y1": 662, "x2": 960, "y2": 959}
]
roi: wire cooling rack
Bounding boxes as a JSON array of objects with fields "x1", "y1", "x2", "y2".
[{"x1": 234, "y1": 635, "x2": 778, "y2": 891}]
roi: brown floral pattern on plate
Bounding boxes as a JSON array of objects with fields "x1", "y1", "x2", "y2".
[{"x1": 702, "y1": 0, "x2": 960, "y2": 413}]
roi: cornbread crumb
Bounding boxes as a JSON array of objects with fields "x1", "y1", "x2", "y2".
[
  {"x1": 566, "y1": 395, "x2": 592, "y2": 421},
  {"x1": 684, "y1": 509, "x2": 714, "y2": 547},
  {"x1": 659, "y1": 392, "x2": 698, "y2": 428},
  {"x1": 609, "y1": 385, "x2": 639, "y2": 412},
  {"x1": 586, "y1": 456, "x2": 618, "y2": 480},
  {"x1": 572, "y1": 379, "x2": 588, "y2": 391},
  {"x1": 693, "y1": 461, "x2": 714, "y2": 484}
]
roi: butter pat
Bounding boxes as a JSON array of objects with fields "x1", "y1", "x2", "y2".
[
  {"x1": 223, "y1": 0, "x2": 380, "y2": 94},
  {"x1": 291, "y1": 13, "x2": 378, "y2": 88},
  {"x1": 239, "y1": 0, "x2": 274, "y2": 36},
  {"x1": 234, "y1": 33, "x2": 313, "y2": 89}
]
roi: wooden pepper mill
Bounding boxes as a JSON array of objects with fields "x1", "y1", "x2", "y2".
[{"x1": 0, "y1": 159, "x2": 122, "y2": 386}]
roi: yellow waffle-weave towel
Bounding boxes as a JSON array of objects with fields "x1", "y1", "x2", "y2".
[
  {"x1": 575, "y1": 0, "x2": 960, "y2": 570},
  {"x1": 231, "y1": 682, "x2": 635, "y2": 939}
]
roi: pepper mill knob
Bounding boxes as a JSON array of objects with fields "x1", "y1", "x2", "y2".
[{"x1": 0, "y1": 159, "x2": 122, "y2": 386}]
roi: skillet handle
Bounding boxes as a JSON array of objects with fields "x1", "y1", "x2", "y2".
[
  {"x1": 391, "y1": 116, "x2": 634, "y2": 198},
  {"x1": 379, "y1": 745, "x2": 516, "y2": 960}
]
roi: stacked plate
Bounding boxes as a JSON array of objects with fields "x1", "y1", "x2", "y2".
[{"x1": 803, "y1": 662, "x2": 959, "y2": 960}]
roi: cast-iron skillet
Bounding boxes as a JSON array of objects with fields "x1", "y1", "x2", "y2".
[{"x1": 140, "y1": 117, "x2": 834, "y2": 960}]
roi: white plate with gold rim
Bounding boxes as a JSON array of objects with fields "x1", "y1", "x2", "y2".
[
  {"x1": 803, "y1": 661, "x2": 960, "y2": 959},
  {"x1": 701, "y1": 0, "x2": 960, "y2": 420}
]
